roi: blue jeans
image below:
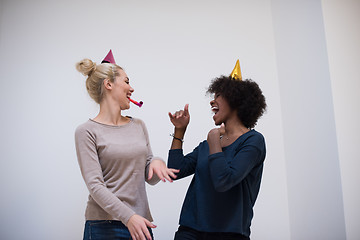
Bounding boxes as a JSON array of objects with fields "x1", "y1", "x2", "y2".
[
  {"x1": 83, "y1": 220, "x2": 154, "y2": 240},
  {"x1": 174, "y1": 225, "x2": 249, "y2": 240}
]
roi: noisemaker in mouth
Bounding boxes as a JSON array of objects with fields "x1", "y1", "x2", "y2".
[{"x1": 129, "y1": 98, "x2": 143, "y2": 107}]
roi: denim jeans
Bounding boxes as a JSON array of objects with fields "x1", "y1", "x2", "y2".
[
  {"x1": 83, "y1": 220, "x2": 154, "y2": 240},
  {"x1": 174, "y1": 225, "x2": 249, "y2": 240}
]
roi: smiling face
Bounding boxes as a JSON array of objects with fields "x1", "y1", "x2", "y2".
[
  {"x1": 210, "y1": 93, "x2": 234, "y2": 126},
  {"x1": 110, "y1": 68, "x2": 134, "y2": 110}
]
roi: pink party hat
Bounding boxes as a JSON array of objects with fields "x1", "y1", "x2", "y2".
[{"x1": 101, "y1": 49, "x2": 116, "y2": 64}]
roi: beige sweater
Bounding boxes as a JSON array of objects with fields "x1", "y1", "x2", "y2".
[{"x1": 75, "y1": 118, "x2": 161, "y2": 224}]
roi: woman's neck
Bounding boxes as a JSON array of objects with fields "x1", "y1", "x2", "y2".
[
  {"x1": 94, "y1": 101, "x2": 129, "y2": 126},
  {"x1": 223, "y1": 117, "x2": 249, "y2": 140}
]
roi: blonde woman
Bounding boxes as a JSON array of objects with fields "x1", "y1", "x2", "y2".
[{"x1": 75, "y1": 50, "x2": 178, "y2": 240}]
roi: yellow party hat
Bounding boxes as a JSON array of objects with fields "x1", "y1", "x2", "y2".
[{"x1": 230, "y1": 59, "x2": 242, "y2": 81}]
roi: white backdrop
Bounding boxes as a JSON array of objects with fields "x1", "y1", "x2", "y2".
[{"x1": 0, "y1": 0, "x2": 358, "y2": 239}]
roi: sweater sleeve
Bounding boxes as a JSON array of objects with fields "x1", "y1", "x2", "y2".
[
  {"x1": 75, "y1": 125, "x2": 135, "y2": 224},
  {"x1": 167, "y1": 145, "x2": 200, "y2": 180},
  {"x1": 208, "y1": 135, "x2": 265, "y2": 192},
  {"x1": 138, "y1": 119, "x2": 161, "y2": 185}
]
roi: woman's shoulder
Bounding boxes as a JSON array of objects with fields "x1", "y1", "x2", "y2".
[
  {"x1": 74, "y1": 120, "x2": 98, "y2": 141},
  {"x1": 75, "y1": 119, "x2": 93, "y2": 131},
  {"x1": 248, "y1": 129, "x2": 265, "y2": 140},
  {"x1": 195, "y1": 140, "x2": 209, "y2": 152},
  {"x1": 128, "y1": 116, "x2": 147, "y2": 128},
  {"x1": 128, "y1": 116, "x2": 142, "y2": 123},
  {"x1": 75, "y1": 119, "x2": 99, "y2": 134},
  {"x1": 232, "y1": 129, "x2": 264, "y2": 148},
  {"x1": 240, "y1": 129, "x2": 266, "y2": 148}
]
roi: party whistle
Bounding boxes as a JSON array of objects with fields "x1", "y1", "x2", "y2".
[{"x1": 129, "y1": 98, "x2": 143, "y2": 107}]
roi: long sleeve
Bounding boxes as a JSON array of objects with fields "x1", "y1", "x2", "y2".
[
  {"x1": 75, "y1": 126, "x2": 135, "y2": 224},
  {"x1": 208, "y1": 133, "x2": 266, "y2": 193},
  {"x1": 169, "y1": 130, "x2": 266, "y2": 235},
  {"x1": 168, "y1": 144, "x2": 200, "y2": 180},
  {"x1": 74, "y1": 118, "x2": 155, "y2": 224},
  {"x1": 138, "y1": 120, "x2": 162, "y2": 185}
]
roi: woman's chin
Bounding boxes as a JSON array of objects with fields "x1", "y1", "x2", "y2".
[
  {"x1": 120, "y1": 104, "x2": 130, "y2": 110},
  {"x1": 213, "y1": 116, "x2": 222, "y2": 125}
]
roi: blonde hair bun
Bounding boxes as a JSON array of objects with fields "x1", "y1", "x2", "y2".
[
  {"x1": 75, "y1": 57, "x2": 122, "y2": 104},
  {"x1": 76, "y1": 59, "x2": 96, "y2": 76}
]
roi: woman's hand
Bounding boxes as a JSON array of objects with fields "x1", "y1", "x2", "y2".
[
  {"x1": 148, "y1": 159, "x2": 179, "y2": 182},
  {"x1": 207, "y1": 123, "x2": 225, "y2": 155},
  {"x1": 168, "y1": 104, "x2": 190, "y2": 130},
  {"x1": 127, "y1": 214, "x2": 156, "y2": 240}
]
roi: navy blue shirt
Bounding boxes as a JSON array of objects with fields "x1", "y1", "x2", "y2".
[{"x1": 168, "y1": 130, "x2": 266, "y2": 237}]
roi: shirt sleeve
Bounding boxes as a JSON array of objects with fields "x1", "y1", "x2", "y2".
[
  {"x1": 138, "y1": 119, "x2": 161, "y2": 185},
  {"x1": 208, "y1": 136, "x2": 265, "y2": 192},
  {"x1": 75, "y1": 125, "x2": 136, "y2": 224},
  {"x1": 167, "y1": 145, "x2": 199, "y2": 180}
]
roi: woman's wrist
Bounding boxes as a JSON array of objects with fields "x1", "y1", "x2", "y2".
[
  {"x1": 170, "y1": 127, "x2": 186, "y2": 149},
  {"x1": 174, "y1": 127, "x2": 186, "y2": 138},
  {"x1": 170, "y1": 133, "x2": 184, "y2": 143}
]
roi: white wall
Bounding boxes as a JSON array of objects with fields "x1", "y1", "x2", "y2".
[
  {"x1": 322, "y1": 1, "x2": 360, "y2": 239},
  {"x1": 0, "y1": 0, "x2": 357, "y2": 239},
  {"x1": 271, "y1": 0, "x2": 346, "y2": 239}
]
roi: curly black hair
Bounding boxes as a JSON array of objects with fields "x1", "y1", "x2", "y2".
[{"x1": 207, "y1": 75, "x2": 267, "y2": 129}]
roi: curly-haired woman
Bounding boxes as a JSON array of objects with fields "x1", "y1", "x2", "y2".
[{"x1": 168, "y1": 61, "x2": 267, "y2": 240}]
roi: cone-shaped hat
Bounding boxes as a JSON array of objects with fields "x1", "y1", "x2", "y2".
[
  {"x1": 101, "y1": 49, "x2": 116, "y2": 64},
  {"x1": 230, "y1": 59, "x2": 242, "y2": 81}
]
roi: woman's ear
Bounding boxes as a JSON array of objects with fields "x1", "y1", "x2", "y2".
[{"x1": 103, "y1": 78, "x2": 112, "y2": 90}]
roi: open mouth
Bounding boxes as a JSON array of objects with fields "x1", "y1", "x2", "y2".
[{"x1": 211, "y1": 106, "x2": 219, "y2": 115}]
